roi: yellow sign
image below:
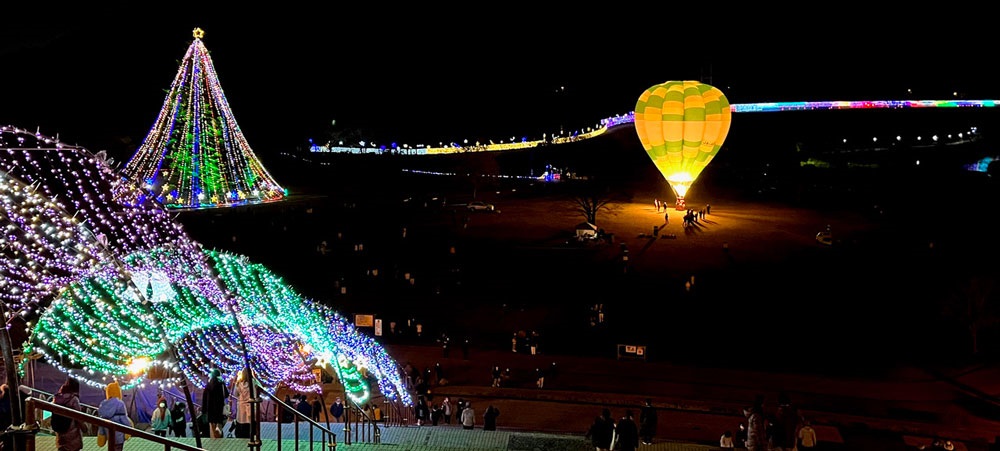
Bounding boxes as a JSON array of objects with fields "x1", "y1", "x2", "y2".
[{"x1": 355, "y1": 314, "x2": 374, "y2": 327}]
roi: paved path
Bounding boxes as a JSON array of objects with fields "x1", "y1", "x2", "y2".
[{"x1": 32, "y1": 428, "x2": 723, "y2": 451}]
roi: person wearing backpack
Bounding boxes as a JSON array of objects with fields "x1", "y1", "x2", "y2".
[
  {"x1": 97, "y1": 381, "x2": 132, "y2": 451},
  {"x1": 53, "y1": 377, "x2": 83, "y2": 451}
]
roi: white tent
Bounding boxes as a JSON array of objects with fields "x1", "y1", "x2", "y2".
[{"x1": 575, "y1": 222, "x2": 598, "y2": 239}]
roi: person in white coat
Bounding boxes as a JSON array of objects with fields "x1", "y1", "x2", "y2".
[{"x1": 460, "y1": 402, "x2": 475, "y2": 429}]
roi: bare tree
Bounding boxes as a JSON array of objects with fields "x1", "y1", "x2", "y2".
[
  {"x1": 567, "y1": 179, "x2": 627, "y2": 226},
  {"x1": 943, "y1": 273, "x2": 1000, "y2": 355}
]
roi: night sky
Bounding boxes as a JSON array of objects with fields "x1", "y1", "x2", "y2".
[{"x1": 2, "y1": 4, "x2": 997, "y2": 162}]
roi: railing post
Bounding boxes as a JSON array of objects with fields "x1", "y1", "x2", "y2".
[
  {"x1": 276, "y1": 403, "x2": 282, "y2": 451},
  {"x1": 248, "y1": 392, "x2": 262, "y2": 451},
  {"x1": 342, "y1": 405, "x2": 350, "y2": 445},
  {"x1": 107, "y1": 425, "x2": 118, "y2": 451},
  {"x1": 294, "y1": 416, "x2": 300, "y2": 451},
  {"x1": 23, "y1": 397, "x2": 38, "y2": 451},
  {"x1": 180, "y1": 379, "x2": 202, "y2": 449}
]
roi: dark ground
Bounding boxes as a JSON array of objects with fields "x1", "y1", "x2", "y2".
[{"x1": 175, "y1": 114, "x2": 1000, "y2": 379}]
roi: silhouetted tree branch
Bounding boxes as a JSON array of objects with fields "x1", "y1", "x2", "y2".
[{"x1": 566, "y1": 179, "x2": 628, "y2": 226}]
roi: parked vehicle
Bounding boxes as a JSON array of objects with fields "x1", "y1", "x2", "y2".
[{"x1": 467, "y1": 201, "x2": 495, "y2": 212}]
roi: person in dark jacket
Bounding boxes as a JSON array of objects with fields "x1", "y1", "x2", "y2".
[
  {"x1": 295, "y1": 395, "x2": 312, "y2": 421},
  {"x1": 54, "y1": 378, "x2": 83, "y2": 451},
  {"x1": 483, "y1": 405, "x2": 500, "y2": 431},
  {"x1": 201, "y1": 368, "x2": 229, "y2": 438},
  {"x1": 639, "y1": 398, "x2": 657, "y2": 445},
  {"x1": 585, "y1": 409, "x2": 615, "y2": 451},
  {"x1": 281, "y1": 395, "x2": 295, "y2": 422},
  {"x1": 329, "y1": 397, "x2": 344, "y2": 423},
  {"x1": 775, "y1": 392, "x2": 799, "y2": 451},
  {"x1": 616, "y1": 410, "x2": 640, "y2": 451},
  {"x1": 310, "y1": 396, "x2": 322, "y2": 422},
  {"x1": 170, "y1": 402, "x2": 187, "y2": 437}
]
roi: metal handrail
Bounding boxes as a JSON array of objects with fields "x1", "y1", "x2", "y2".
[
  {"x1": 23, "y1": 396, "x2": 204, "y2": 451},
  {"x1": 162, "y1": 388, "x2": 200, "y2": 410},
  {"x1": 252, "y1": 380, "x2": 336, "y2": 450},
  {"x1": 17, "y1": 386, "x2": 100, "y2": 420},
  {"x1": 345, "y1": 399, "x2": 381, "y2": 444},
  {"x1": 382, "y1": 397, "x2": 414, "y2": 428}
]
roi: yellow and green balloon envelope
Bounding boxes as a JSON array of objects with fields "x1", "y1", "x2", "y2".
[{"x1": 634, "y1": 80, "x2": 731, "y2": 209}]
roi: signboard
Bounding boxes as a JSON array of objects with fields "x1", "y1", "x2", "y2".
[
  {"x1": 355, "y1": 314, "x2": 374, "y2": 327},
  {"x1": 617, "y1": 344, "x2": 647, "y2": 360}
]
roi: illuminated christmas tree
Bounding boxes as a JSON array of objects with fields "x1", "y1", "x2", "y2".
[{"x1": 125, "y1": 28, "x2": 286, "y2": 209}]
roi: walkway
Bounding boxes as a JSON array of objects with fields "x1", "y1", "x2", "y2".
[{"x1": 32, "y1": 427, "x2": 722, "y2": 451}]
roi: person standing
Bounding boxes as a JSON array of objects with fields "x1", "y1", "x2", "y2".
[
  {"x1": 441, "y1": 397, "x2": 453, "y2": 424},
  {"x1": 430, "y1": 403, "x2": 442, "y2": 426},
  {"x1": 720, "y1": 430, "x2": 735, "y2": 448},
  {"x1": 639, "y1": 398, "x2": 657, "y2": 445},
  {"x1": 281, "y1": 395, "x2": 295, "y2": 423},
  {"x1": 797, "y1": 420, "x2": 818, "y2": 450},
  {"x1": 330, "y1": 397, "x2": 344, "y2": 423},
  {"x1": 0, "y1": 384, "x2": 11, "y2": 450},
  {"x1": 310, "y1": 396, "x2": 322, "y2": 422},
  {"x1": 202, "y1": 368, "x2": 230, "y2": 438},
  {"x1": 150, "y1": 396, "x2": 172, "y2": 437},
  {"x1": 234, "y1": 369, "x2": 253, "y2": 438},
  {"x1": 414, "y1": 396, "x2": 429, "y2": 426},
  {"x1": 170, "y1": 402, "x2": 187, "y2": 438},
  {"x1": 744, "y1": 397, "x2": 767, "y2": 451},
  {"x1": 585, "y1": 409, "x2": 615, "y2": 451},
  {"x1": 775, "y1": 392, "x2": 799, "y2": 451},
  {"x1": 97, "y1": 381, "x2": 130, "y2": 451},
  {"x1": 53, "y1": 378, "x2": 83, "y2": 451},
  {"x1": 460, "y1": 402, "x2": 475, "y2": 430},
  {"x1": 483, "y1": 405, "x2": 500, "y2": 431},
  {"x1": 491, "y1": 366, "x2": 502, "y2": 388},
  {"x1": 616, "y1": 410, "x2": 640, "y2": 451},
  {"x1": 295, "y1": 395, "x2": 312, "y2": 421},
  {"x1": 735, "y1": 423, "x2": 748, "y2": 449}
]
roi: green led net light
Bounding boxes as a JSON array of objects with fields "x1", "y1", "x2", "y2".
[{"x1": 25, "y1": 249, "x2": 407, "y2": 406}]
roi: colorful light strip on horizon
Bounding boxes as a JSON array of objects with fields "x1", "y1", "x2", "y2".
[
  {"x1": 310, "y1": 99, "x2": 999, "y2": 156},
  {"x1": 729, "y1": 99, "x2": 1000, "y2": 113}
]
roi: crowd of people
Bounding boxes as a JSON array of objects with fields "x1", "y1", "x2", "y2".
[
  {"x1": 585, "y1": 406, "x2": 649, "y2": 451},
  {"x1": 411, "y1": 395, "x2": 500, "y2": 431},
  {"x1": 717, "y1": 393, "x2": 818, "y2": 451}
]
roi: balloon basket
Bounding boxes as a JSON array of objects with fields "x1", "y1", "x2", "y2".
[{"x1": 675, "y1": 197, "x2": 686, "y2": 210}]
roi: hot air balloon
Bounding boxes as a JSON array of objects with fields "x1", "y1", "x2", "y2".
[{"x1": 634, "y1": 81, "x2": 732, "y2": 210}]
